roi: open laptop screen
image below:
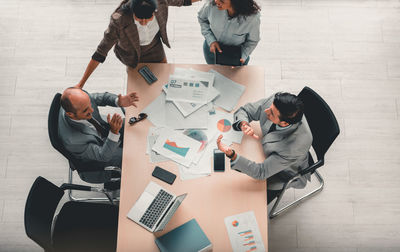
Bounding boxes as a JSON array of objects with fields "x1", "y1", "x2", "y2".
[{"x1": 154, "y1": 193, "x2": 187, "y2": 232}]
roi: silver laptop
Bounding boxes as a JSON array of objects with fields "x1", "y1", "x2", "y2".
[{"x1": 127, "y1": 181, "x2": 187, "y2": 232}]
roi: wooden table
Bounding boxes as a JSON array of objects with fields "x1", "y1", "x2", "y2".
[{"x1": 117, "y1": 63, "x2": 267, "y2": 252}]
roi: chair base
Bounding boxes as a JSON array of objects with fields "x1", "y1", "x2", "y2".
[{"x1": 269, "y1": 170, "x2": 324, "y2": 219}]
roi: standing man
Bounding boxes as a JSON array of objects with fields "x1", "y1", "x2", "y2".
[
  {"x1": 217, "y1": 92, "x2": 313, "y2": 203},
  {"x1": 58, "y1": 87, "x2": 139, "y2": 182}
]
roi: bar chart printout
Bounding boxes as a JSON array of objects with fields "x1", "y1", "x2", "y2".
[{"x1": 224, "y1": 211, "x2": 266, "y2": 252}]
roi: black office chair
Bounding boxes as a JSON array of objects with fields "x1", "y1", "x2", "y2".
[
  {"x1": 269, "y1": 86, "x2": 340, "y2": 219},
  {"x1": 48, "y1": 93, "x2": 121, "y2": 203},
  {"x1": 24, "y1": 176, "x2": 118, "y2": 252}
]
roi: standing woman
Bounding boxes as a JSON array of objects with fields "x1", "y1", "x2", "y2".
[
  {"x1": 76, "y1": 0, "x2": 199, "y2": 88},
  {"x1": 198, "y1": 0, "x2": 261, "y2": 65}
]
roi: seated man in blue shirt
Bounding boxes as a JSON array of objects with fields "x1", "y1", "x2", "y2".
[
  {"x1": 58, "y1": 87, "x2": 139, "y2": 182},
  {"x1": 217, "y1": 92, "x2": 313, "y2": 203}
]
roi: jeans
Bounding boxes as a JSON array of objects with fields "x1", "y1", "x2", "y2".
[{"x1": 202, "y1": 40, "x2": 250, "y2": 66}]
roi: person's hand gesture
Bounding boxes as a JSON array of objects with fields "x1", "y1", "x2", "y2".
[
  {"x1": 241, "y1": 122, "x2": 260, "y2": 140},
  {"x1": 117, "y1": 92, "x2": 139, "y2": 107},
  {"x1": 107, "y1": 113, "x2": 123, "y2": 134},
  {"x1": 216, "y1": 135, "x2": 232, "y2": 155},
  {"x1": 210, "y1": 41, "x2": 222, "y2": 54}
]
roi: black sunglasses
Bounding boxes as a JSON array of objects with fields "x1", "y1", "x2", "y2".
[{"x1": 129, "y1": 113, "x2": 148, "y2": 125}]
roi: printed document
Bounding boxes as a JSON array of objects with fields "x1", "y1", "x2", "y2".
[
  {"x1": 165, "y1": 75, "x2": 210, "y2": 104},
  {"x1": 146, "y1": 127, "x2": 170, "y2": 163},
  {"x1": 152, "y1": 128, "x2": 202, "y2": 167},
  {"x1": 165, "y1": 101, "x2": 209, "y2": 129},
  {"x1": 209, "y1": 69, "x2": 245, "y2": 112},
  {"x1": 224, "y1": 211, "x2": 266, "y2": 252},
  {"x1": 141, "y1": 92, "x2": 167, "y2": 127},
  {"x1": 208, "y1": 110, "x2": 243, "y2": 144},
  {"x1": 163, "y1": 83, "x2": 219, "y2": 117}
]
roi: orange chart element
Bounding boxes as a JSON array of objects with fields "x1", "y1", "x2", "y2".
[{"x1": 217, "y1": 119, "x2": 232, "y2": 132}]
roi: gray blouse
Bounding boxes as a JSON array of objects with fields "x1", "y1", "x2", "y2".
[{"x1": 197, "y1": 1, "x2": 261, "y2": 60}]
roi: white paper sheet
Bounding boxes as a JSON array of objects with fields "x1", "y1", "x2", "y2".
[
  {"x1": 224, "y1": 211, "x2": 266, "y2": 252},
  {"x1": 146, "y1": 127, "x2": 171, "y2": 163},
  {"x1": 181, "y1": 128, "x2": 216, "y2": 165},
  {"x1": 163, "y1": 83, "x2": 219, "y2": 117},
  {"x1": 165, "y1": 101, "x2": 209, "y2": 129},
  {"x1": 166, "y1": 75, "x2": 210, "y2": 104},
  {"x1": 208, "y1": 110, "x2": 243, "y2": 144},
  {"x1": 209, "y1": 69, "x2": 246, "y2": 112},
  {"x1": 178, "y1": 166, "x2": 209, "y2": 181},
  {"x1": 152, "y1": 128, "x2": 202, "y2": 167},
  {"x1": 141, "y1": 92, "x2": 167, "y2": 127}
]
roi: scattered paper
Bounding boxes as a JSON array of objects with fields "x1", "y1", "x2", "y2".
[
  {"x1": 152, "y1": 128, "x2": 202, "y2": 167},
  {"x1": 179, "y1": 166, "x2": 209, "y2": 181},
  {"x1": 208, "y1": 110, "x2": 243, "y2": 144},
  {"x1": 209, "y1": 69, "x2": 245, "y2": 112},
  {"x1": 165, "y1": 101, "x2": 209, "y2": 129},
  {"x1": 163, "y1": 83, "x2": 219, "y2": 118},
  {"x1": 166, "y1": 75, "x2": 210, "y2": 104},
  {"x1": 141, "y1": 93, "x2": 167, "y2": 127},
  {"x1": 146, "y1": 127, "x2": 170, "y2": 163},
  {"x1": 224, "y1": 211, "x2": 266, "y2": 252},
  {"x1": 142, "y1": 68, "x2": 247, "y2": 180}
]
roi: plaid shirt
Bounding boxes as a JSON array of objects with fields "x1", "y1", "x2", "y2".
[{"x1": 93, "y1": 0, "x2": 191, "y2": 68}]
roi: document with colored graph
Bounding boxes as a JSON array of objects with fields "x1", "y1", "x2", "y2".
[
  {"x1": 208, "y1": 110, "x2": 243, "y2": 144},
  {"x1": 224, "y1": 211, "x2": 266, "y2": 252},
  {"x1": 152, "y1": 128, "x2": 202, "y2": 167}
]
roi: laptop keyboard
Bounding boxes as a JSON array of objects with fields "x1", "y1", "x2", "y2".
[{"x1": 139, "y1": 190, "x2": 173, "y2": 229}]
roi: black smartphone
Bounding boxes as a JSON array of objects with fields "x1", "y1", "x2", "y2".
[
  {"x1": 152, "y1": 166, "x2": 176, "y2": 185},
  {"x1": 213, "y1": 149, "x2": 225, "y2": 172},
  {"x1": 138, "y1": 65, "x2": 157, "y2": 84}
]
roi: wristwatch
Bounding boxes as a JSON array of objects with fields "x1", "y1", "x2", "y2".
[{"x1": 226, "y1": 149, "x2": 235, "y2": 159}]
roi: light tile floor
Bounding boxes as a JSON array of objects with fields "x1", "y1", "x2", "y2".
[{"x1": 1, "y1": 0, "x2": 400, "y2": 251}]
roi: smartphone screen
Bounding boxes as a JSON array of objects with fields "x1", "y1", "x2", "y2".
[
  {"x1": 213, "y1": 149, "x2": 225, "y2": 172},
  {"x1": 152, "y1": 166, "x2": 176, "y2": 185}
]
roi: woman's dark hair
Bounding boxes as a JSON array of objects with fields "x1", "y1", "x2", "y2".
[
  {"x1": 211, "y1": 0, "x2": 261, "y2": 19},
  {"x1": 273, "y1": 92, "x2": 304, "y2": 125},
  {"x1": 122, "y1": 0, "x2": 157, "y2": 19}
]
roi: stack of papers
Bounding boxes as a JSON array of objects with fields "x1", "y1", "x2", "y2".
[{"x1": 141, "y1": 68, "x2": 246, "y2": 181}]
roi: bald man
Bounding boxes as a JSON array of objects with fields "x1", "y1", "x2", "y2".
[{"x1": 58, "y1": 87, "x2": 139, "y2": 182}]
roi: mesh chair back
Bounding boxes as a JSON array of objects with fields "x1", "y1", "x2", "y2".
[
  {"x1": 298, "y1": 86, "x2": 340, "y2": 161},
  {"x1": 24, "y1": 176, "x2": 64, "y2": 251}
]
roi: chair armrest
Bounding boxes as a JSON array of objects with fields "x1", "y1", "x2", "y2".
[
  {"x1": 61, "y1": 183, "x2": 115, "y2": 205},
  {"x1": 299, "y1": 159, "x2": 324, "y2": 176},
  {"x1": 104, "y1": 166, "x2": 121, "y2": 173},
  {"x1": 278, "y1": 159, "x2": 325, "y2": 186},
  {"x1": 60, "y1": 183, "x2": 93, "y2": 191}
]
